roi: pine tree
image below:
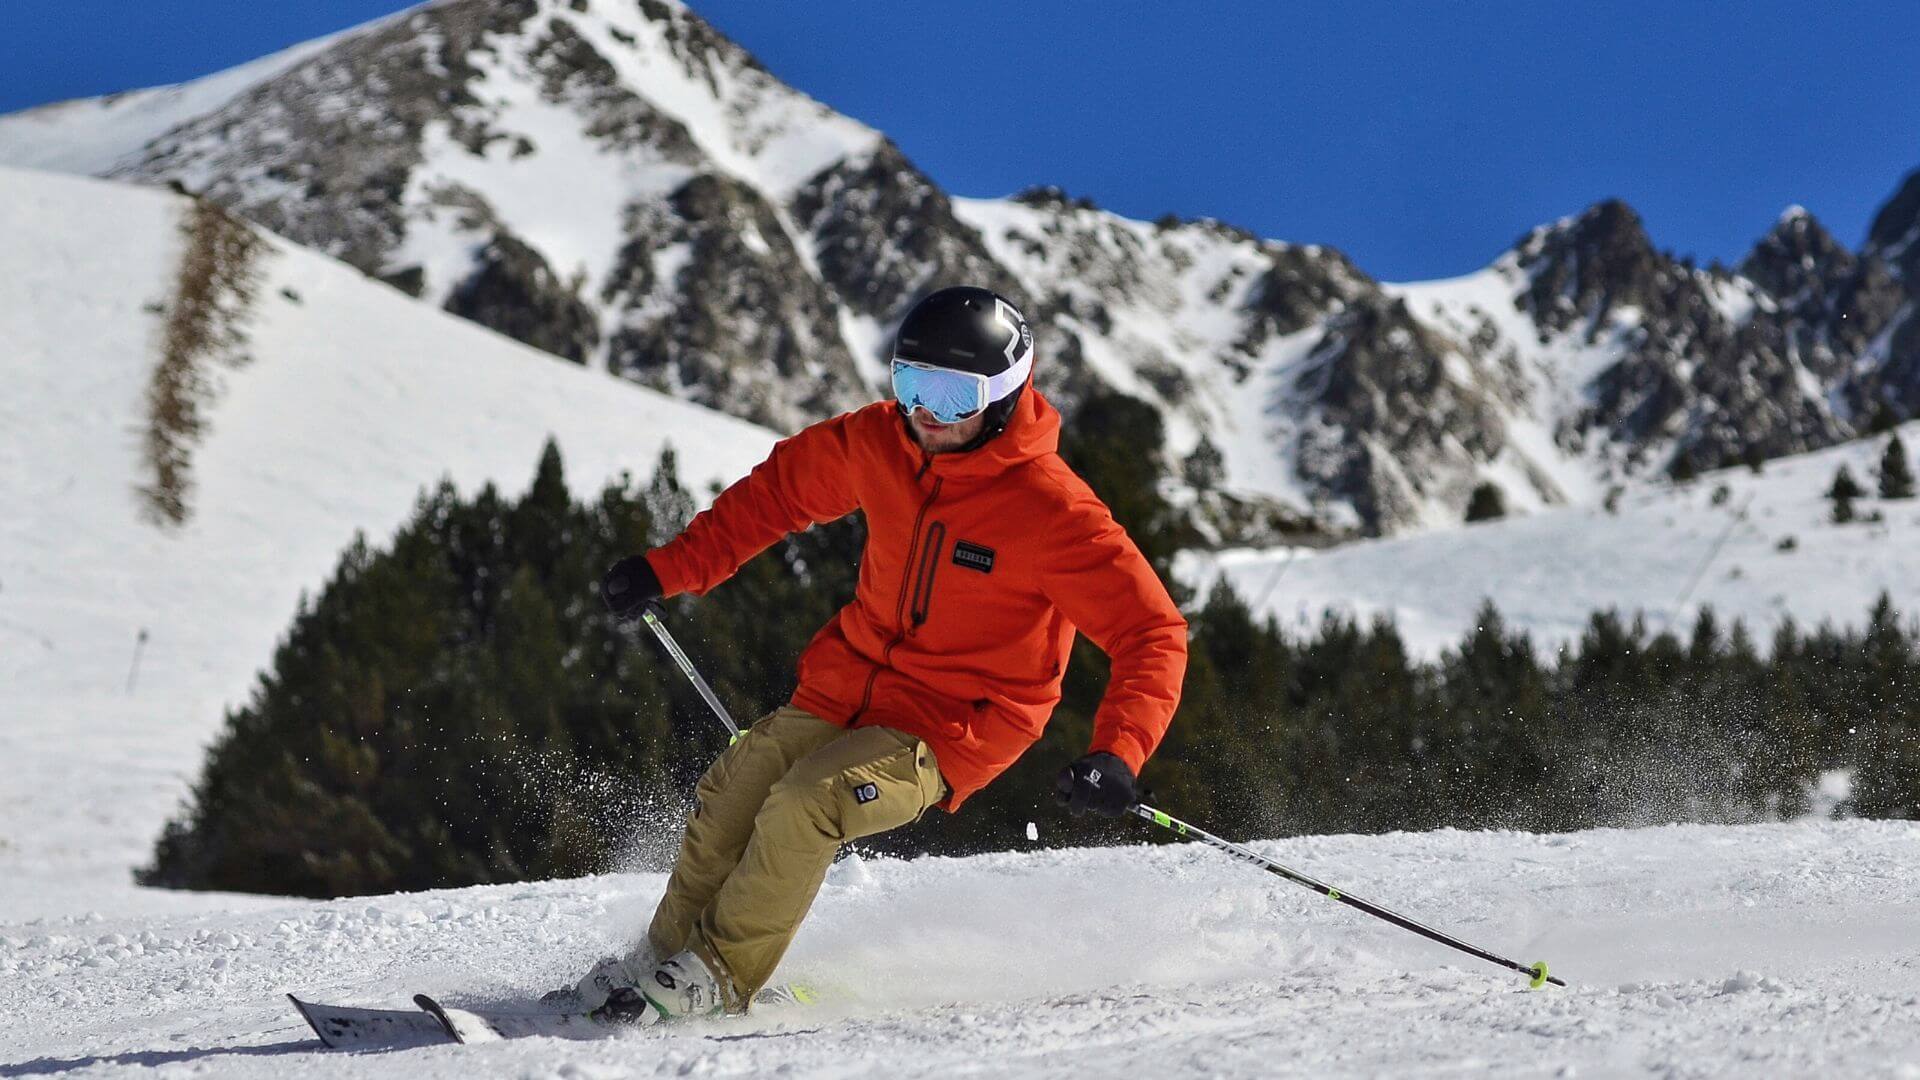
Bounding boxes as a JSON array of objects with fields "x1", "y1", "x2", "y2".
[
  {"x1": 1464, "y1": 482, "x2": 1506, "y2": 522},
  {"x1": 1828, "y1": 465, "x2": 1863, "y2": 523},
  {"x1": 1877, "y1": 435, "x2": 1915, "y2": 500}
]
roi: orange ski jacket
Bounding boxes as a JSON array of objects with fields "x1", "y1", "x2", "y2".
[{"x1": 645, "y1": 389, "x2": 1188, "y2": 810}]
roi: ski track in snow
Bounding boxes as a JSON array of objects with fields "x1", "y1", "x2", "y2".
[{"x1": 3, "y1": 822, "x2": 1919, "y2": 1077}]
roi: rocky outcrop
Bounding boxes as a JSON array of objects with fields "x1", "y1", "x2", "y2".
[
  {"x1": 445, "y1": 227, "x2": 599, "y2": 363},
  {"x1": 1865, "y1": 168, "x2": 1920, "y2": 282},
  {"x1": 794, "y1": 141, "x2": 1013, "y2": 324},
  {"x1": 606, "y1": 173, "x2": 867, "y2": 430},
  {"x1": 1294, "y1": 296, "x2": 1514, "y2": 530}
]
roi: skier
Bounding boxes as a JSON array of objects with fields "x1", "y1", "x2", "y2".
[{"x1": 571, "y1": 285, "x2": 1188, "y2": 1023}]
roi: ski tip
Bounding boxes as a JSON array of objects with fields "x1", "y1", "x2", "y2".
[
  {"x1": 286, "y1": 994, "x2": 343, "y2": 1049},
  {"x1": 412, "y1": 993, "x2": 462, "y2": 1043}
]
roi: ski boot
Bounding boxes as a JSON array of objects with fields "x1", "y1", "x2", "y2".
[
  {"x1": 591, "y1": 950, "x2": 726, "y2": 1025},
  {"x1": 545, "y1": 946, "x2": 657, "y2": 1011}
]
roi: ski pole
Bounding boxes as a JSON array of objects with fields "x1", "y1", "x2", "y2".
[
  {"x1": 638, "y1": 605, "x2": 741, "y2": 741},
  {"x1": 1130, "y1": 802, "x2": 1565, "y2": 989}
]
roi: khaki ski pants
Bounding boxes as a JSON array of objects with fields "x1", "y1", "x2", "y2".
[{"x1": 644, "y1": 705, "x2": 946, "y2": 1009}]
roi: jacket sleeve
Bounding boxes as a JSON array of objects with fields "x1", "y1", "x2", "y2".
[
  {"x1": 645, "y1": 412, "x2": 862, "y2": 598},
  {"x1": 1035, "y1": 486, "x2": 1188, "y2": 776}
]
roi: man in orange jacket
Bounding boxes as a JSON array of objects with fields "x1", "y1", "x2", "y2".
[{"x1": 571, "y1": 286, "x2": 1188, "y2": 1023}]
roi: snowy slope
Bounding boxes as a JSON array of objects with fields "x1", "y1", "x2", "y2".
[
  {"x1": 0, "y1": 165, "x2": 779, "y2": 890},
  {"x1": 3, "y1": 821, "x2": 1918, "y2": 1076},
  {"x1": 1182, "y1": 426, "x2": 1920, "y2": 657}
]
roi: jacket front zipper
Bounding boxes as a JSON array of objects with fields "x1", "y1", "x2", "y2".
[
  {"x1": 852, "y1": 466, "x2": 943, "y2": 722},
  {"x1": 910, "y1": 521, "x2": 946, "y2": 627}
]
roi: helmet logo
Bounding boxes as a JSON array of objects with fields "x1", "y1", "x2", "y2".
[{"x1": 993, "y1": 298, "x2": 1032, "y2": 371}]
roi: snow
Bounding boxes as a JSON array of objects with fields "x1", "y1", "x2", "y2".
[
  {"x1": 0, "y1": 165, "x2": 779, "y2": 891},
  {"x1": 392, "y1": 17, "x2": 699, "y2": 305},
  {"x1": 1183, "y1": 427, "x2": 1920, "y2": 657},
  {"x1": 571, "y1": 0, "x2": 880, "y2": 199},
  {"x1": 4, "y1": 821, "x2": 1918, "y2": 1075}
]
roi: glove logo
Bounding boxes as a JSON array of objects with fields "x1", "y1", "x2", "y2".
[{"x1": 853, "y1": 782, "x2": 879, "y2": 804}]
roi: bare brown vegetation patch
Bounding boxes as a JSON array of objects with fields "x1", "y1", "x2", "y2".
[{"x1": 140, "y1": 198, "x2": 266, "y2": 526}]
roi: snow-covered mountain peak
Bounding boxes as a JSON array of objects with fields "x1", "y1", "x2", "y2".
[{"x1": 1740, "y1": 205, "x2": 1855, "y2": 306}]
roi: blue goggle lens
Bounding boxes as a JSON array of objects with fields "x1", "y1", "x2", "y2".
[{"x1": 891, "y1": 360, "x2": 987, "y2": 424}]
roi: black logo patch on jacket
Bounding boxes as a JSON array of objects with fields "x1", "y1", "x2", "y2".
[
  {"x1": 952, "y1": 540, "x2": 995, "y2": 574},
  {"x1": 853, "y1": 782, "x2": 880, "y2": 804}
]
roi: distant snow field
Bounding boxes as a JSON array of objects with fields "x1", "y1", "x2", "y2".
[{"x1": 1183, "y1": 426, "x2": 1920, "y2": 658}]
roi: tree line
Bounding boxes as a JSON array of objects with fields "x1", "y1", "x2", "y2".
[{"x1": 142, "y1": 391, "x2": 1920, "y2": 897}]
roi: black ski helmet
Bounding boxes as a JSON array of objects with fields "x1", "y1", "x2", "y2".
[{"x1": 893, "y1": 285, "x2": 1034, "y2": 447}]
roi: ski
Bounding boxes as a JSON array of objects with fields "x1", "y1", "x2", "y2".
[
  {"x1": 412, "y1": 983, "x2": 823, "y2": 1044},
  {"x1": 415, "y1": 993, "x2": 617, "y2": 1042},
  {"x1": 287, "y1": 994, "x2": 450, "y2": 1049}
]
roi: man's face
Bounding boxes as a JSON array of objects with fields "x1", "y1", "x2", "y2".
[{"x1": 906, "y1": 407, "x2": 988, "y2": 453}]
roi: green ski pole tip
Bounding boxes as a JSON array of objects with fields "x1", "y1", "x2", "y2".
[{"x1": 1528, "y1": 961, "x2": 1550, "y2": 989}]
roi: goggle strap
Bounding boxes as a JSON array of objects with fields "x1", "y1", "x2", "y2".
[{"x1": 983, "y1": 348, "x2": 1033, "y2": 403}]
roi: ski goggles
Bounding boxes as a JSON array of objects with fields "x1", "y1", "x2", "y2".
[{"x1": 891, "y1": 350, "x2": 1033, "y2": 424}]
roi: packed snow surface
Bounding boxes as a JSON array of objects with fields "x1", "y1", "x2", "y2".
[
  {"x1": 1183, "y1": 427, "x2": 1920, "y2": 658},
  {"x1": 3, "y1": 821, "x2": 1918, "y2": 1076}
]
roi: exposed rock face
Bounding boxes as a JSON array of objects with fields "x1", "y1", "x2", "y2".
[
  {"x1": 445, "y1": 228, "x2": 600, "y2": 363},
  {"x1": 1865, "y1": 169, "x2": 1920, "y2": 282},
  {"x1": 1238, "y1": 243, "x2": 1372, "y2": 349},
  {"x1": 605, "y1": 172, "x2": 866, "y2": 430},
  {"x1": 8, "y1": 0, "x2": 1920, "y2": 536},
  {"x1": 793, "y1": 141, "x2": 1012, "y2": 322},
  {"x1": 1296, "y1": 296, "x2": 1513, "y2": 530}
]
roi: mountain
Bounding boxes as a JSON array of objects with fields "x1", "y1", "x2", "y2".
[
  {"x1": 3, "y1": 0, "x2": 1918, "y2": 537},
  {"x1": 0, "y1": 164, "x2": 777, "y2": 883},
  {"x1": 1183, "y1": 417, "x2": 1920, "y2": 658}
]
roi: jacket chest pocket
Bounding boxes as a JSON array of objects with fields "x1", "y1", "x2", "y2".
[{"x1": 908, "y1": 521, "x2": 946, "y2": 629}]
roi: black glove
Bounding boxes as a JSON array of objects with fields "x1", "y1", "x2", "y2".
[
  {"x1": 600, "y1": 555, "x2": 663, "y2": 621},
  {"x1": 1054, "y1": 751, "x2": 1136, "y2": 817}
]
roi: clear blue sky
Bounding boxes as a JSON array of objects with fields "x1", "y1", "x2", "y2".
[{"x1": 6, "y1": 1, "x2": 1918, "y2": 280}]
